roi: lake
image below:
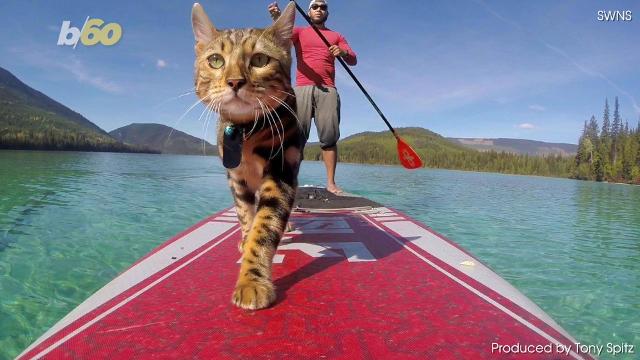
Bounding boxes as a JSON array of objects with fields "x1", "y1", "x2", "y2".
[{"x1": 0, "y1": 150, "x2": 638, "y2": 359}]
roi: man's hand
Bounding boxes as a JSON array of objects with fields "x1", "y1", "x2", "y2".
[
  {"x1": 268, "y1": 2, "x2": 281, "y2": 20},
  {"x1": 329, "y1": 45, "x2": 347, "y2": 58}
]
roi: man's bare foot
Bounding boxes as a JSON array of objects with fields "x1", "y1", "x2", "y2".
[
  {"x1": 326, "y1": 184, "x2": 344, "y2": 195},
  {"x1": 285, "y1": 221, "x2": 295, "y2": 232}
]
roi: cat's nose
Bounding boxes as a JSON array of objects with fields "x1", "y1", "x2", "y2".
[{"x1": 227, "y1": 78, "x2": 246, "y2": 91}]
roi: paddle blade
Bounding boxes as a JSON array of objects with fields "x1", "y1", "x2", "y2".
[{"x1": 396, "y1": 137, "x2": 423, "y2": 169}]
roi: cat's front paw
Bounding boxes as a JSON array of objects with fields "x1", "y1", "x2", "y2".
[{"x1": 232, "y1": 280, "x2": 276, "y2": 310}]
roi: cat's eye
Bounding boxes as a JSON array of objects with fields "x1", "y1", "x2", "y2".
[
  {"x1": 250, "y1": 53, "x2": 270, "y2": 68},
  {"x1": 207, "y1": 54, "x2": 225, "y2": 69}
]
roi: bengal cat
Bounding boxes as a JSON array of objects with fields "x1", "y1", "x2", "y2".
[{"x1": 192, "y1": 2, "x2": 302, "y2": 310}]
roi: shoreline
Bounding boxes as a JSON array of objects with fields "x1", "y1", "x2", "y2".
[{"x1": 3, "y1": 149, "x2": 637, "y2": 186}]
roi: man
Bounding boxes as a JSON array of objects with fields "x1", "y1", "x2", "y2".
[{"x1": 268, "y1": 0, "x2": 357, "y2": 195}]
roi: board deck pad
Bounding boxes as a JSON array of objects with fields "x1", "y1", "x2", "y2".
[
  {"x1": 19, "y1": 187, "x2": 593, "y2": 359},
  {"x1": 294, "y1": 186, "x2": 381, "y2": 210}
]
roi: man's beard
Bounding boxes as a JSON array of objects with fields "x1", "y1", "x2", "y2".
[{"x1": 311, "y1": 14, "x2": 328, "y2": 25}]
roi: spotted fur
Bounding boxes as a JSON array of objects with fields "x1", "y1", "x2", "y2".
[{"x1": 192, "y1": 3, "x2": 301, "y2": 310}]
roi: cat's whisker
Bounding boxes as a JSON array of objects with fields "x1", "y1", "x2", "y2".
[
  {"x1": 275, "y1": 89, "x2": 296, "y2": 98},
  {"x1": 205, "y1": 97, "x2": 222, "y2": 149},
  {"x1": 151, "y1": 89, "x2": 198, "y2": 110},
  {"x1": 214, "y1": 100, "x2": 222, "y2": 124},
  {"x1": 263, "y1": 102, "x2": 278, "y2": 160},
  {"x1": 269, "y1": 95, "x2": 303, "y2": 130},
  {"x1": 202, "y1": 108, "x2": 210, "y2": 155},
  {"x1": 269, "y1": 95, "x2": 302, "y2": 168},
  {"x1": 212, "y1": 100, "x2": 223, "y2": 152},
  {"x1": 265, "y1": 101, "x2": 285, "y2": 155},
  {"x1": 212, "y1": 99, "x2": 222, "y2": 131},
  {"x1": 257, "y1": 99, "x2": 276, "y2": 160},
  {"x1": 265, "y1": 102, "x2": 286, "y2": 169},
  {"x1": 202, "y1": 96, "x2": 222, "y2": 154},
  {"x1": 245, "y1": 107, "x2": 260, "y2": 139},
  {"x1": 199, "y1": 98, "x2": 214, "y2": 155},
  {"x1": 201, "y1": 122, "x2": 210, "y2": 155},
  {"x1": 177, "y1": 90, "x2": 197, "y2": 98},
  {"x1": 269, "y1": 94, "x2": 296, "y2": 117},
  {"x1": 203, "y1": 101, "x2": 216, "y2": 155},
  {"x1": 207, "y1": 95, "x2": 222, "y2": 113},
  {"x1": 166, "y1": 93, "x2": 214, "y2": 148},
  {"x1": 197, "y1": 98, "x2": 213, "y2": 131},
  {"x1": 263, "y1": 100, "x2": 284, "y2": 160}
]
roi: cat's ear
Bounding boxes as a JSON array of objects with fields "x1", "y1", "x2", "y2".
[
  {"x1": 267, "y1": 1, "x2": 296, "y2": 47},
  {"x1": 192, "y1": 3, "x2": 218, "y2": 44}
]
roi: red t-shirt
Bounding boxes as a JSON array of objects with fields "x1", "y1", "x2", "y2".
[{"x1": 292, "y1": 26, "x2": 357, "y2": 88}]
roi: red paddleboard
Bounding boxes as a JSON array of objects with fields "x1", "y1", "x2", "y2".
[{"x1": 18, "y1": 187, "x2": 594, "y2": 359}]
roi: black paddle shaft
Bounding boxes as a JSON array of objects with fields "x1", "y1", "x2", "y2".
[{"x1": 292, "y1": 1, "x2": 397, "y2": 136}]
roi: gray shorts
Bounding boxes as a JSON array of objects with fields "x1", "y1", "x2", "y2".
[{"x1": 294, "y1": 85, "x2": 340, "y2": 149}]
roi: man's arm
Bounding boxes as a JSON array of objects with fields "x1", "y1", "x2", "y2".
[
  {"x1": 336, "y1": 35, "x2": 357, "y2": 66},
  {"x1": 268, "y1": 2, "x2": 299, "y2": 43}
]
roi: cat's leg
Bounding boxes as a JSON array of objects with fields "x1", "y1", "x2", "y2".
[
  {"x1": 228, "y1": 174, "x2": 255, "y2": 253},
  {"x1": 232, "y1": 177, "x2": 295, "y2": 310}
]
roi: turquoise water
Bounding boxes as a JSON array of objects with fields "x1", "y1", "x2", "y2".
[{"x1": 1, "y1": 150, "x2": 638, "y2": 359}]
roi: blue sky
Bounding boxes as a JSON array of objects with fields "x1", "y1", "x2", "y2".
[{"x1": 1, "y1": 0, "x2": 638, "y2": 144}]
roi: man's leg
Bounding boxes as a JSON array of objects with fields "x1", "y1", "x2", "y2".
[
  {"x1": 314, "y1": 87, "x2": 342, "y2": 194},
  {"x1": 294, "y1": 86, "x2": 314, "y2": 146},
  {"x1": 322, "y1": 146, "x2": 340, "y2": 194}
]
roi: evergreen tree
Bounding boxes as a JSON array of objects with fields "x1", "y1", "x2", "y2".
[
  {"x1": 601, "y1": 98, "x2": 611, "y2": 138},
  {"x1": 612, "y1": 96, "x2": 622, "y2": 137},
  {"x1": 611, "y1": 96, "x2": 622, "y2": 170},
  {"x1": 569, "y1": 100, "x2": 640, "y2": 184},
  {"x1": 593, "y1": 151, "x2": 604, "y2": 181},
  {"x1": 584, "y1": 137, "x2": 594, "y2": 165},
  {"x1": 587, "y1": 115, "x2": 599, "y2": 144},
  {"x1": 621, "y1": 132, "x2": 637, "y2": 181},
  {"x1": 575, "y1": 120, "x2": 589, "y2": 164},
  {"x1": 636, "y1": 117, "x2": 640, "y2": 178},
  {"x1": 599, "y1": 99, "x2": 612, "y2": 178}
]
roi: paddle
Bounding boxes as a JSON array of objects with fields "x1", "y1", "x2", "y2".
[{"x1": 291, "y1": 1, "x2": 423, "y2": 169}]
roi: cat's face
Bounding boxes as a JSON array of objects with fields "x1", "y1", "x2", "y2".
[{"x1": 192, "y1": 3, "x2": 295, "y2": 124}]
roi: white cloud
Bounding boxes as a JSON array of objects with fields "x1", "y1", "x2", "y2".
[
  {"x1": 8, "y1": 46, "x2": 123, "y2": 94},
  {"x1": 472, "y1": 0, "x2": 640, "y2": 115},
  {"x1": 60, "y1": 59, "x2": 122, "y2": 93},
  {"x1": 517, "y1": 123, "x2": 535, "y2": 129},
  {"x1": 529, "y1": 104, "x2": 546, "y2": 111},
  {"x1": 156, "y1": 59, "x2": 167, "y2": 69}
]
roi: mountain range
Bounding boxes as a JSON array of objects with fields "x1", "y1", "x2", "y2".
[
  {"x1": 448, "y1": 138, "x2": 577, "y2": 156},
  {"x1": 0, "y1": 65, "x2": 576, "y2": 164},
  {"x1": 109, "y1": 123, "x2": 217, "y2": 155},
  {"x1": 0, "y1": 66, "x2": 212, "y2": 155},
  {"x1": 0, "y1": 66, "x2": 147, "y2": 152},
  {"x1": 304, "y1": 127, "x2": 574, "y2": 177}
]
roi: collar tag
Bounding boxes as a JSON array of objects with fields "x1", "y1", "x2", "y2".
[{"x1": 222, "y1": 125, "x2": 243, "y2": 169}]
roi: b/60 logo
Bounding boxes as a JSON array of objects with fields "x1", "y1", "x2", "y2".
[{"x1": 57, "y1": 17, "x2": 122, "y2": 48}]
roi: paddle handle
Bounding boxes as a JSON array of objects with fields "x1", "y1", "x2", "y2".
[{"x1": 292, "y1": 1, "x2": 397, "y2": 137}]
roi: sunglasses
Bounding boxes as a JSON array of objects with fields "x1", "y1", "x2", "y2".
[{"x1": 310, "y1": 4, "x2": 327, "y2": 10}]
